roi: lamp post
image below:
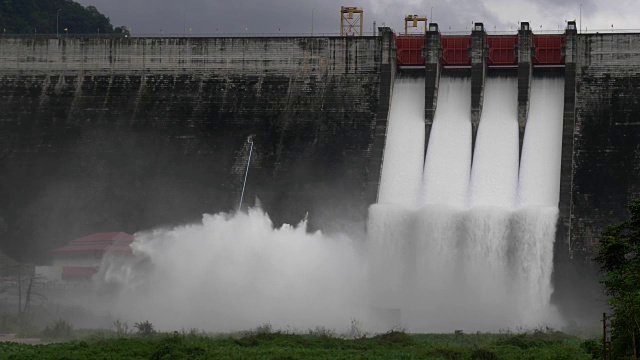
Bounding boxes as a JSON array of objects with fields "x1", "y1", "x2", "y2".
[
  {"x1": 56, "y1": 9, "x2": 61, "y2": 38},
  {"x1": 238, "y1": 137, "x2": 254, "y2": 211},
  {"x1": 311, "y1": 8, "x2": 315, "y2": 35}
]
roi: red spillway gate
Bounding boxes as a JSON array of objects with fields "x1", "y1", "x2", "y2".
[
  {"x1": 441, "y1": 36, "x2": 471, "y2": 66},
  {"x1": 487, "y1": 35, "x2": 518, "y2": 66},
  {"x1": 533, "y1": 35, "x2": 566, "y2": 65},
  {"x1": 396, "y1": 36, "x2": 425, "y2": 66},
  {"x1": 395, "y1": 33, "x2": 566, "y2": 67}
]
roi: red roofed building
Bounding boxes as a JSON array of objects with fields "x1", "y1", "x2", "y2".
[{"x1": 37, "y1": 232, "x2": 134, "y2": 282}]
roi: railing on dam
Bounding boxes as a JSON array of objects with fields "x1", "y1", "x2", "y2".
[{"x1": 0, "y1": 32, "x2": 380, "y2": 39}]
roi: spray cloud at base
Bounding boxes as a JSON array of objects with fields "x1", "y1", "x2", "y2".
[{"x1": 96, "y1": 207, "x2": 367, "y2": 332}]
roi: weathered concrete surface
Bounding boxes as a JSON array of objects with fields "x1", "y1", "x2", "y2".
[
  {"x1": 553, "y1": 30, "x2": 640, "y2": 319},
  {"x1": 423, "y1": 25, "x2": 442, "y2": 158},
  {"x1": 571, "y1": 33, "x2": 640, "y2": 256},
  {"x1": 470, "y1": 24, "x2": 487, "y2": 155},
  {"x1": 556, "y1": 25, "x2": 578, "y2": 261},
  {"x1": 517, "y1": 24, "x2": 533, "y2": 158},
  {"x1": 0, "y1": 33, "x2": 395, "y2": 259}
]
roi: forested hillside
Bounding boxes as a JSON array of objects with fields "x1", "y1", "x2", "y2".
[{"x1": 0, "y1": 0, "x2": 126, "y2": 34}]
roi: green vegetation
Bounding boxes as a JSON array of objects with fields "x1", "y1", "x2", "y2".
[
  {"x1": 595, "y1": 198, "x2": 640, "y2": 358},
  {"x1": 0, "y1": 0, "x2": 127, "y2": 34},
  {"x1": 0, "y1": 324, "x2": 600, "y2": 359}
]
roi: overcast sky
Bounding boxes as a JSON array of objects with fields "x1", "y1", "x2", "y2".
[{"x1": 74, "y1": 0, "x2": 637, "y2": 35}]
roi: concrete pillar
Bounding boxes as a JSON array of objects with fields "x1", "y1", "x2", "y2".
[
  {"x1": 556, "y1": 21, "x2": 577, "y2": 255},
  {"x1": 368, "y1": 27, "x2": 397, "y2": 204},
  {"x1": 470, "y1": 23, "x2": 487, "y2": 156},
  {"x1": 517, "y1": 22, "x2": 533, "y2": 159},
  {"x1": 423, "y1": 23, "x2": 442, "y2": 157}
]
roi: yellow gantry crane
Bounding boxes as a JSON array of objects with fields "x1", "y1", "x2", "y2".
[
  {"x1": 404, "y1": 14, "x2": 427, "y2": 35},
  {"x1": 340, "y1": 6, "x2": 363, "y2": 36}
]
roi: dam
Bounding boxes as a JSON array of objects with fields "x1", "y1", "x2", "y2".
[{"x1": 1, "y1": 20, "x2": 640, "y2": 325}]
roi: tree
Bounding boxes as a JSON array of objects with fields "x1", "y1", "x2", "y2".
[
  {"x1": 595, "y1": 199, "x2": 640, "y2": 359},
  {"x1": 0, "y1": 253, "x2": 46, "y2": 326},
  {"x1": 0, "y1": 0, "x2": 120, "y2": 34}
]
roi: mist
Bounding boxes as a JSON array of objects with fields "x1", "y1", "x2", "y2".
[{"x1": 92, "y1": 207, "x2": 367, "y2": 332}]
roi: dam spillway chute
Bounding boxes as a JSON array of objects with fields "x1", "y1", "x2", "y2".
[{"x1": 370, "y1": 56, "x2": 566, "y2": 330}]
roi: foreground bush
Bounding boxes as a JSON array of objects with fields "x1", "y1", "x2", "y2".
[{"x1": 0, "y1": 329, "x2": 596, "y2": 359}]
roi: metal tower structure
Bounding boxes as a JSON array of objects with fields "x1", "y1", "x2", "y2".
[
  {"x1": 340, "y1": 6, "x2": 363, "y2": 36},
  {"x1": 404, "y1": 14, "x2": 427, "y2": 35}
]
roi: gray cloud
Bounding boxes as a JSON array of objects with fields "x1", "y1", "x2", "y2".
[
  {"x1": 74, "y1": 0, "x2": 632, "y2": 35},
  {"x1": 73, "y1": 0, "x2": 510, "y2": 35}
]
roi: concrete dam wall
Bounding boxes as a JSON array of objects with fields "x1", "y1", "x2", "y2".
[
  {"x1": 0, "y1": 31, "x2": 396, "y2": 259},
  {"x1": 1, "y1": 28, "x2": 639, "y2": 273},
  {"x1": 571, "y1": 33, "x2": 640, "y2": 259}
]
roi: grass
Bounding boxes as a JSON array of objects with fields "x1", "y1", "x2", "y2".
[{"x1": 0, "y1": 327, "x2": 600, "y2": 359}]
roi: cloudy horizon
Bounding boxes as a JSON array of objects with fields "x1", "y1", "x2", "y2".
[{"x1": 73, "y1": 0, "x2": 636, "y2": 35}]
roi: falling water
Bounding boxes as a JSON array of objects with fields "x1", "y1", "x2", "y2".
[
  {"x1": 422, "y1": 76, "x2": 472, "y2": 207},
  {"x1": 369, "y1": 74, "x2": 425, "y2": 316},
  {"x1": 377, "y1": 73, "x2": 426, "y2": 207},
  {"x1": 371, "y1": 73, "x2": 566, "y2": 332},
  {"x1": 469, "y1": 77, "x2": 519, "y2": 208},
  {"x1": 511, "y1": 77, "x2": 565, "y2": 323}
]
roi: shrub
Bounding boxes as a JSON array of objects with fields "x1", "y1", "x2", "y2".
[
  {"x1": 42, "y1": 319, "x2": 72, "y2": 339},
  {"x1": 580, "y1": 339, "x2": 601, "y2": 360},
  {"x1": 373, "y1": 330, "x2": 413, "y2": 346},
  {"x1": 134, "y1": 320, "x2": 155, "y2": 336},
  {"x1": 470, "y1": 348, "x2": 497, "y2": 360},
  {"x1": 112, "y1": 320, "x2": 130, "y2": 336}
]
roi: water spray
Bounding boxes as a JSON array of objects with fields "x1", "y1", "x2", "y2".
[{"x1": 239, "y1": 137, "x2": 253, "y2": 210}]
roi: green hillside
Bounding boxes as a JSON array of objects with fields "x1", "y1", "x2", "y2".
[{"x1": 0, "y1": 0, "x2": 126, "y2": 34}]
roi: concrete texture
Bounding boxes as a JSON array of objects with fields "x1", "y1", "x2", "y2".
[
  {"x1": 553, "y1": 28, "x2": 640, "y2": 320},
  {"x1": 517, "y1": 24, "x2": 533, "y2": 158},
  {"x1": 423, "y1": 24, "x2": 442, "y2": 158},
  {"x1": 470, "y1": 23, "x2": 487, "y2": 155},
  {"x1": 0, "y1": 32, "x2": 395, "y2": 259},
  {"x1": 571, "y1": 33, "x2": 640, "y2": 256}
]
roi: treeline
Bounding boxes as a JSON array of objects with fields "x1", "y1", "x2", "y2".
[{"x1": 0, "y1": 0, "x2": 128, "y2": 34}]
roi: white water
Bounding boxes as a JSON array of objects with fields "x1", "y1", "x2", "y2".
[
  {"x1": 470, "y1": 77, "x2": 520, "y2": 208},
  {"x1": 370, "y1": 75, "x2": 565, "y2": 332},
  {"x1": 511, "y1": 77, "x2": 565, "y2": 323},
  {"x1": 518, "y1": 78, "x2": 565, "y2": 207},
  {"x1": 91, "y1": 75, "x2": 565, "y2": 334},
  {"x1": 422, "y1": 77, "x2": 472, "y2": 207},
  {"x1": 369, "y1": 75, "x2": 424, "y2": 317},
  {"x1": 378, "y1": 75, "x2": 426, "y2": 207},
  {"x1": 96, "y1": 208, "x2": 367, "y2": 332}
]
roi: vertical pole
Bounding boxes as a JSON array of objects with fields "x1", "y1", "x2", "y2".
[
  {"x1": 239, "y1": 138, "x2": 253, "y2": 211},
  {"x1": 603, "y1": 312, "x2": 607, "y2": 360},
  {"x1": 311, "y1": 8, "x2": 314, "y2": 35}
]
